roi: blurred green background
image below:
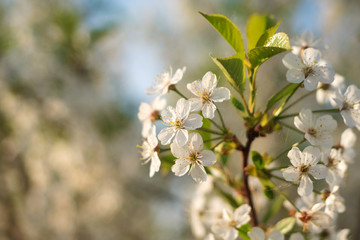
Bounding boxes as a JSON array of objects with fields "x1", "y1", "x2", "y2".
[{"x1": 0, "y1": 0, "x2": 359, "y2": 239}]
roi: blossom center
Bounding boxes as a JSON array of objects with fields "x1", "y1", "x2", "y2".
[
  {"x1": 151, "y1": 110, "x2": 160, "y2": 121},
  {"x1": 321, "y1": 189, "x2": 331, "y2": 201},
  {"x1": 303, "y1": 66, "x2": 314, "y2": 78},
  {"x1": 298, "y1": 211, "x2": 312, "y2": 223},
  {"x1": 326, "y1": 157, "x2": 339, "y2": 170},
  {"x1": 307, "y1": 128, "x2": 317, "y2": 137},
  {"x1": 299, "y1": 165, "x2": 309, "y2": 174},
  {"x1": 228, "y1": 220, "x2": 237, "y2": 227},
  {"x1": 189, "y1": 152, "x2": 201, "y2": 163},
  {"x1": 201, "y1": 92, "x2": 211, "y2": 103},
  {"x1": 171, "y1": 119, "x2": 184, "y2": 129}
]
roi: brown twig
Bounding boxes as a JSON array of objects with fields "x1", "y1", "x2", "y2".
[{"x1": 240, "y1": 128, "x2": 259, "y2": 226}]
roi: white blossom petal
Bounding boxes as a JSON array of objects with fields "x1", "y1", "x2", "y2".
[
  {"x1": 200, "y1": 150, "x2": 217, "y2": 167},
  {"x1": 283, "y1": 53, "x2": 304, "y2": 69},
  {"x1": 187, "y1": 80, "x2": 203, "y2": 97},
  {"x1": 202, "y1": 102, "x2": 216, "y2": 119},
  {"x1": 341, "y1": 128, "x2": 356, "y2": 148},
  {"x1": 212, "y1": 87, "x2": 231, "y2": 102},
  {"x1": 294, "y1": 109, "x2": 313, "y2": 132},
  {"x1": 298, "y1": 175, "x2": 313, "y2": 196},
  {"x1": 286, "y1": 69, "x2": 305, "y2": 83},
  {"x1": 171, "y1": 158, "x2": 190, "y2": 176},
  {"x1": 304, "y1": 75, "x2": 320, "y2": 91},
  {"x1": 302, "y1": 48, "x2": 321, "y2": 66},
  {"x1": 267, "y1": 230, "x2": 284, "y2": 240},
  {"x1": 289, "y1": 233, "x2": 305, "y2": 240},
  {"x1": 158, "y1": 127, "x2": 176, "y2": 145},
  {"x1": 184, "y1": 114, "x2": 203, "y2": 130},
  {"x1": 191, "y1": 164, "x2": 207, "y2": 183},
  {"x1": 283, "y1": 167, "x2": 300, "y2": 182},
  {"x1": 176, "y1": 98, "x2": 191, "y2": 119},
  {"x1": 302, "y1": 146, "x2": 320, "y2": 166},
  {"x1": 233, "y1": 204, "x2": 251, "y2": 227},
  {"x1": 188, "y1": 98, "x2": 202, "y2": 112},
  {"x1": 171, "y1": 67, "x2": 186, "y2": 84},
  {"x1": 309, "y1": 165, "x2": 328, "y2": 180},
  {"x1": 188, "y1": 132, "x2": 203, "y2": 152},
  {"x1": 202, "y1": 72, "x2": 217, "y2": 94},
  {"x1": 287, "y1": 147, "x2": 303, "y2": 167},
  {"x1": 149, "y1": 152, "x2": 161, "y2": 177},
  {"x1": 170, "y1": 142, "x2": 190, "y2": 158},
  {"x1": 248, "y1": 227, "x2": 265, "y2": 240},
  {"x1": 174, "y1": 129, "x2": 189, "y2": 146}
]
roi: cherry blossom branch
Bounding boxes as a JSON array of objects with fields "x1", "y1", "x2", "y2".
[
  {"x1": 171, "y1": 87, "x2": 187, "y2": 99},
  {"x1": 278, "y1": 120, "x2": 304, "y2": 134},
  {"x1": 270, "y1": 174, "x2": 321, "y2": 195},
  {"x1": 241, "y1": 128, "x2": 259, "y2": 226},
  {"x1": 271, "y1": 138, "x2": 306, "y2": 162},
  {"x1": 276, "y1": 108, "x2": 339, "y2": 119},
  {"x1": 216, "y1": 108, "x2": 227, "y2": 131},
  {"x1": 198, "y1": 127, "x2": 224, "y2": 135},
  {"x1": 269, "y1": 179, "x2": 301, "y2": 213},
  {"x1": 280, "y1": 88, "x2": 318, "y2": 115}
]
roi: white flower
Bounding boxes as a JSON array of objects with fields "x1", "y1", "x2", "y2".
[
  {"x1": 138, "y1": 97, "x2": 166, "y2": 137},
  {"x1": 309, "y1": 228, "x2": 350, "y2": 240},
  {"x1": 187, "y1": 71, "x2": 230, "y2": 119},
  {"x1": 171, "y1": 133, "x2": 216, "y2": 183},
  {"x1": 322, "y1": 186, "x2": 345, "y2": 218},
  {"x1": 283, "y1": 146, "x2": 327, "y2": 196},
  {"x1": 333, "y1": 84, "x2": 360, "y2": 130},
  {"x1": 158, "y1": 98, "x2": 203, "y2": 146},
  {"x1": 296, "y1": 203, "x2": 332, "y2": 232},
  {"x1": 338, "y1": 128, "x2": 357, "y2": 163},
  {"x1": 145, "y1": 67, "x2": 186, "y2": 96},
  {"x1": 138, "y1": 126, "x2": 161, "y2": 177},
  {"x1": 204, "y1": 233, "x2": 215, "y2": 240},
  {"x1": 292, "y1": 31, "x2": 324, "y2": 55},
  {"x1": 321, "y1": 148, "x2": 347, "y2": 187},
  {"x1": 282, "y1": 48, "x2": 335, "y2": 90},
  {"x1": 211, "y1": 204, "x2": 251, "y2": 240},
  {"x1": 316, "y1": 74, "x2": 346, "y2": 107},
  {"x1": 290, "y1": 232, "x2": 305, "y2": 240},
  {"x1": 294, "y1": 109, "x2": 337, "y2": 148},
  {"x1": 248, "y1": 227, "x2": 284, "y2": 240}
]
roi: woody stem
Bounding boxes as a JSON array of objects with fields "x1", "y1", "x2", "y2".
[{"x1": 241, "y1": 128, "x2": 258, "y2": 226}]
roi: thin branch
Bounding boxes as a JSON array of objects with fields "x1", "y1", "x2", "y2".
[
  {"x1": 172, "y1": 87, "x2": 188, "y2": 99},
  {"x1": 278, "y1": 120, "x2": 304, "y2": 135},
  {"x1": 216, "y1": 108, "x2": 227, "y2": 131},
  {"x1": 277, "y1": 109, "x2": 339, "y2": 120},
  {"x1": 271, "y1": 139, "x2": 306, "y2": 162},
  {"x1": 269, "y1": 179, "x2": 301, "y2": 213},
  {"x1": 280, "y1": 88, "x2": 318, "y2": 115},
  {"x1": 198, "y1": 128, "x2": 224, "y2": 136}
]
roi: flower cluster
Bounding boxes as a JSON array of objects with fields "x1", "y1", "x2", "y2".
[
  {"x1": 138, "y1": 70, "x2": 230, "y2": 182},
  {"x1": 137, "y1": 13, "x2": 358, "y2": 240}
]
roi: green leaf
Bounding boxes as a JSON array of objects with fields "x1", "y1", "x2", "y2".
[
  {"x1": 246, "y1": 14, "x2": 277, "y2": 50},
  {"x1": 231, "y1": 95, "x2": 245, "y2": 112},
  {"x1": 274, "y1": 217, "x2": 296, "y2": 234},
  {"x1": 263, "y1": 186, "x2": 274, "y2": 199},
  {"x1": 266, "y1": 83, "x2": 300, "y2": 112},
  {"x1": 200, "y1": 12, "x2": 245, "y2": 58},
  {"x1": 256, "y1": 20, "x2": 282, "y2": 47},
  {"x1": 251, "y1": 151, "x2": 265, "y2": 170},
  {"x1": 200, "y1": 118, "x2": 212, "y2": 148},
  {"x1": 211, "y1": 53, "x2": 245, "y2": 94},
  {"x1": 238, "y1": 224, "x2": 251, "y2": 240},
  {"x1": 248, "y1": 32, "x2": 291, "y2": 68}
]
